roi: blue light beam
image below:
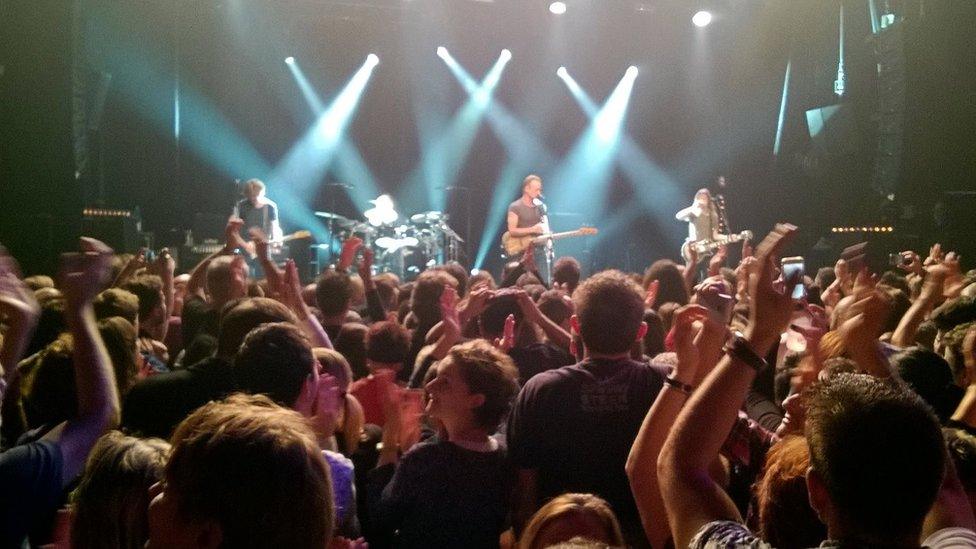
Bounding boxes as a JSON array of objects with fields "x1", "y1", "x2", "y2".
[{"x1": 400, "y1": 49, "x2": 512, "y2": 213}]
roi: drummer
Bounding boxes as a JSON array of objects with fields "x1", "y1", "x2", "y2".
[{"x1": 365, "y1": 194, "x2": 399, "y2": 226}]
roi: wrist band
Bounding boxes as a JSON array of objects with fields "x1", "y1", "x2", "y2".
[
  {"x1": 724, "y1": 332, "x2": 768, "y2": 372},
  {"x1": 664, "y1": 375, "x2": 694, "y2": 395}
]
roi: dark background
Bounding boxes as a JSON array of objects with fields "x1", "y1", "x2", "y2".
[{"x1": 2, "y1": 0, "x2": 974, "y2": 278}]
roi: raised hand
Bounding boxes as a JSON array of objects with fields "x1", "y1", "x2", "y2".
[
  {"x1": 741, "y1": 238, "x2": 754, "y2": 259},
  {"x1": 224, "y1": 217, "x2": 247, "y2": 252},
  {"x1": 147, "y1": 247, "x2": 176, "y2": 278},
  {"x1": 898, "y1": 250, "x2": 924, "y2": 275},
  {"x1": 439, "y1": 285, "x2": 461, "y2": 338},
  {"x1": 671, "y1": 305, "x2": 708, "y2": 381},
  {"x1": 708, "y1": 245, "x2": 727, "y2": 277},
  {"x1": 925, "y1": 243, "x2": 944, "y2": 266},
  {"x1": 745, "y1": 223, "x2": 798, "y2": 353},
  {"x1": 357, "y1": 247, "x2": 374, "y2": 284},
  {"x1": 60, "y1": 238, "x2": 114, "y2": 310},
  {"x1": 294, "y1": 370, "x2": 342, "y2": 447},
  {"x1": 645, "y1": 279, "x2": 660, "y2": 309},
  {"x1": 494, "y1": 314, "x2": 516, "y2": 352},
  {"x1": 338, "y1": 236, "x2": 363, "y2": 271},
  {"x1": 0, "y1": 251, "x2": 39, "y2": 323},
  {"x1": 113, "y1": 247, "x2": 147, "y2": 286}
]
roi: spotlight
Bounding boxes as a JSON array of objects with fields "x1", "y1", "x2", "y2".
[
  {"x1": 692, "y1": 10, "x2": 712, "y2": 27},
  {"x1": 556, "y1": 66, "x2": 568, "y2": 78},
  {"x1": 366, "y1": 53, "x2": 379, "y2": 66},
  {"x1": 549, "y1": 1, "x2": 567, "y2": 15},
  {"x1": 285, "y1": 56, "x2": 295, "y2": 65},
  {"x1": 436, "y1": 46, "x2": 449, "y2": 59},
  {"x1": 626, "y1": 66, "x2": 638, "y2": 78},
  {"x1": 500, "y1": 49, "x2": 512, "y2": 62}
]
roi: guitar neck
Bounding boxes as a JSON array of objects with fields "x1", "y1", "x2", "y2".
[{"x1": 534, "y1": 230, "x2": 586, "y2": 243}]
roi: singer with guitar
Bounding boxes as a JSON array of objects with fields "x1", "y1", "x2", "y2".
[
  {"x1": 506, "y1": 175, "x2": 552, "y2": 278},
  {"x1": 675, "y1": 188, "x2": 721, "y2": 250},
  {"x1": 233, "y1": 178, "x2": 284, "y2": 243}
]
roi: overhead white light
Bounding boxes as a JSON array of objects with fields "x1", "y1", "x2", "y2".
[
  {"x1": 436, "y1": 46, "x2": 449, "y2": 59},
  {"x1": 549, "y1": 2, "x2": 567, "y2": 15},
  {"x1": 692, "y1": 10, "x2": 712, "y2": 27},
  {"x1": 284, "y1": 56, "x2": 295, "y2": 65},
  {"x1": 556, "y1": 66, "x2": 568, "y2": 78},
  {"x1": 500, "y1": 49, "x2": 512, "y2": 62},
  {"x1": 366, "y1": 53, "x2": 379, "y2": 66}
]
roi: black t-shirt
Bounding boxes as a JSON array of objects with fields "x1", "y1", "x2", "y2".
[
  {"x1": 507, "y1": 357, "x2": 667, "y2": 548},
  {"x1": 122, "y1": 356, "x2": 234, "y2": 439},
  {"x1": 0, "y1": 440, "x2": 64, "y2": 547},
  {"x1": 235, "y1": 199, "x2": 278, "y2": 237},
  {"x1": 508, "y1": 199, "x2": 542, "y2": 229},
  {"x1": 181, "y1": 295, "x2": 219, "y2": 351},
  {"x1": 508, "y1": 342, "x2": 575, "y2": 385},
  {"x1": 368, "y1": 439, "x2": 514, "y2": 548}
]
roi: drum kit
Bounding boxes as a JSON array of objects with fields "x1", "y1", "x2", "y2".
[{"x1": 314, "y1": 209, "x2": 464, "y2": 279}]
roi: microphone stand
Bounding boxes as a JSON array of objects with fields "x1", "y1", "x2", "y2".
[{"x1": 537, "y1": 200, "x2": 554, "y2": 285}]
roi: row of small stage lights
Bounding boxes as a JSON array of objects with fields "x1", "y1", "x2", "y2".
[{"x1": 831, "y1": 226, "x2": 894, "y2": 233}]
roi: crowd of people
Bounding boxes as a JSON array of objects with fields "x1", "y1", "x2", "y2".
[{"x1": 2, "y1": 217, "x2": 976, "y2": 548}]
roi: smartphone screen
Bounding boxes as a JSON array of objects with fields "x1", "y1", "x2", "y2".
[{"x1": 781, "y1": 257, "x2": 806, "y2": 300}]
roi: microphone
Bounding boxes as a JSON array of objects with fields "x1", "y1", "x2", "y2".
[{"x1": 533, "y1": 198, "x2": 548, "y2": 215}]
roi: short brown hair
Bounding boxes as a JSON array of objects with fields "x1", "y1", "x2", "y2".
[
  {"x1": 444, "y1": 340, "x2": 519, "y2": 432},
  {"x1": 216, "y1": 298, "x2": 296, "y2": 358},
  {"x1": 523, "y1": 174, "x2": 542, "y2": 189},
  {"x1": 166, "y1": 394, "x2": 333, "y2": 547},
  {"x1": 93, "y1": 288, "x2": 139, "y2": 325},
  {"x1": 573, "y1": 270, "x2": 645, "y2": 354},
  {"x1": 366, "y1": 320, "x2": 410, "y2": 364}
]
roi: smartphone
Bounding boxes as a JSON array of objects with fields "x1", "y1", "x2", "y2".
[{"x1": 781, "y1": 256, "x2": 806, "y2": 300}]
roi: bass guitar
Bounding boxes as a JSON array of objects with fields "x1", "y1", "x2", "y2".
[{"x1": 502, "y1": 227, "x2": 598, "y2": 256}]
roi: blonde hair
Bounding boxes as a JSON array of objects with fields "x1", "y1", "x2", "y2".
[{"x1": 518, "y1": 493, "x2": 624, "y2": 549}]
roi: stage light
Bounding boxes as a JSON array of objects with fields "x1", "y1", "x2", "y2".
[
  {"x1": 626, "y1": 66, "x2": 638, "y2": 78},
  {"x1": 437, "y1": 46, "x2": 448, "y2": 59},
  {"x1": 500, "y1": 49, "x2": 512, "y2": 62},
  {"x1": 285, "y1": 56, "x2": 295, "y2": 65},
  {"x1": 549, "y1": 2, "x2": 567, "y2": 15},
  {"x1": 692, "y1": 10, "x2": 712, "y2": 27},
  {"x1": 366, "y1": 53, "x2": 379, "y2": 66},
  {"x1": 556, "y1": 66, "x2": 568, "y2": 78}
]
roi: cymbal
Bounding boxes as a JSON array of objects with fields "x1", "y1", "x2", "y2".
[
  {"x1": 315, "y1": 211, "x2": 351, "y2": 221},
  {"x1": 410, "y1": 211, "x2": 447, "y2": 224}
]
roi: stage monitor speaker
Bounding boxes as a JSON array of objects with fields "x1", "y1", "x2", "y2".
[{"x1": 81, "y1": 210, "x2": 141, "y2": 253}]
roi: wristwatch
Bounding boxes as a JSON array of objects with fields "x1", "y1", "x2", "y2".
[{"x1": 724, "y1": 331, "x2": 768, "y2": 372}]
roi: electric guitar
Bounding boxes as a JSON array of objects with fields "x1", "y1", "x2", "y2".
[
  {"x1": 244, "y1": 229, "x2": 312, "y2": 259},
  {"x1": 680, "y1": 230, "x2": 753, "y2": 263},
  {"x1": 501, "y1": 227, "x2": 598, "y2": 256}
]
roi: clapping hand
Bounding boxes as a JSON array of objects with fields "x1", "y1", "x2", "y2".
[
  {"x1": 60, "y1": 237, "x2": 114, "y2": 311},
  {"x1": 0, "y1": 248, "x2": 39, "y2": 324},
  {"x1": 495, "y1": 314, "x2": 516, "y2": 352}
]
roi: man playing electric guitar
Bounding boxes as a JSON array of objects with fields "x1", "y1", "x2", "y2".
[{"x1": 506, "y1": 174, "x2": 552, "y2": 279}]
